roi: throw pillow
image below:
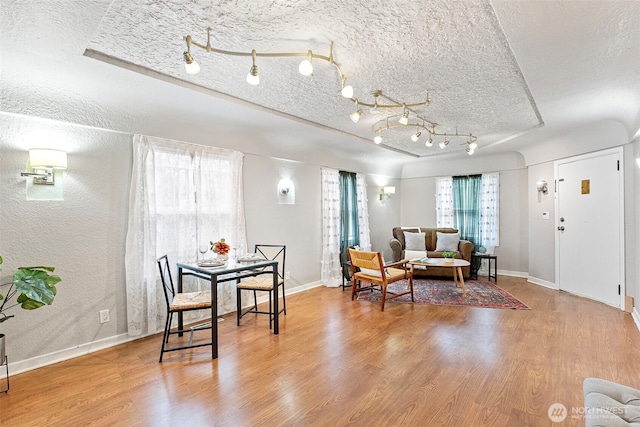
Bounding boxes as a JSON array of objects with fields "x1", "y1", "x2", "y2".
[
  {"x1": 359, "y1": 268, "x2": 382, "y2": 277},
  {"x1": 435, "y1": 232, "x2": 460, "y2": 252},
  {"x1": 404, "y1": 232, "x2": 426, "y2": 251}
]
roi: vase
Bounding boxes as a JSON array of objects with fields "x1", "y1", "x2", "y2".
[
  {"x1": 0, "y1": 334, "x2": 5, "y2": 363},
  {"x1": 217, "y1": 253, "x2": 229, "y2": 261},
  {"x1": 444, "y1": 258, "x2": 455, "y2": 264}
]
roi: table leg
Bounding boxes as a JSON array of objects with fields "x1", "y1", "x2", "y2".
[
  {"x1": 178, "y1": 267, "x2": 184, "y2": 337},
  {"x1": 452, "y1": 267, "x2": 459, "y2": 288},
  {"x1": 210, "y1": 275, "x2": 218, "y2": 359},
  {"x1": 456, "y1": 267, "x2": 467, "y2": 297},
  {"x1": 273, "y1": 263, "x2": 279, "y2": 335}
]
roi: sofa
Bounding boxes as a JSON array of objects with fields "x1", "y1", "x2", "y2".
[
  {"x1": 389, "y1": 227, "x2": 474, "y2": 279},
  {"x1": 583, "y1": 378, "x2": 640, "y2": 426}
]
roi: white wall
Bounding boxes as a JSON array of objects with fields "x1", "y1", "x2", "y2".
[
  {"x1": 0, "y1": 114, "x2": 131, "y2": 361},
  {"x1": 527, "y1": 162, "x2": 556, "y2": 284}
]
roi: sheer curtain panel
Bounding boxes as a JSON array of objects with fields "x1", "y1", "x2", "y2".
[
  {"x1": 435, "y1": 177, "x2": 454, "y2": 228},
  {"x1": 321, "y1": 168, "x2": 342, "y2": 287},
  {"x1": 125, "y1": 135, "x2": 246, "y2": 336},
  {"x1": 480, "y1": 173, "x2": 500, "y2": 251}
]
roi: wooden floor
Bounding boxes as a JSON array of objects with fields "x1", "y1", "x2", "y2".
[{"x1": 0, "y1": 276, "x2": 639, "y2": 426}]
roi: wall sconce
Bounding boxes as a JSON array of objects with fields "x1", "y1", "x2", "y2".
[
  {"x1": 20, "y1": 149, "x2": 67, "y2": 185},
  {"x1": 380, "y1": 186, "x2": 396, "y2": 201},
  {"x1": 536, "y1": 180, "x2": 548, "y2": 195},
  {"x1": 277, "y1": 178, "x2": 295, "y2": 205}
]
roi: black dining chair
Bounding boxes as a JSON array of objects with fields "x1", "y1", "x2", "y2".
[
  {"x1": 157, "y1": 255, "x2": 213, "y2": 362},
  {"x1": 236, "y1": 244, "x2": 286, "y2": 329}
]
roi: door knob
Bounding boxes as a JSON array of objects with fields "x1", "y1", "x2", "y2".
[{"x1": 557, "y1": 226, "x2": 565, "y2": 231}]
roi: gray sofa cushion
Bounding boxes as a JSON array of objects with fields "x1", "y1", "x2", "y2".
[{"x1": 584, "y1": 378, "x2": 640, "y2": 427}]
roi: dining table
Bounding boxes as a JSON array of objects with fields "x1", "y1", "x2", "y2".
[{"x1": 176, "y1": 258, "x2": 279, "y2": 359}]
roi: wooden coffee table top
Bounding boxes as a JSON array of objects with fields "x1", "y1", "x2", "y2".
[{"x1": 408, "y1": 258, "x2": 470, "y2": 268}]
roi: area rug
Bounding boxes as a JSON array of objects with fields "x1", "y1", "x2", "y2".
[{"x1": 357, "y1": 278, "x2": 530, "y2": 309}]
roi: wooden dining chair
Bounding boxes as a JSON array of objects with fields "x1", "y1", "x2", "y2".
[
  {"x1": 156, "y1": 255, "x2": 213, "y2": 362},
  {"x1": 348, "y1": 248, "x2": 414, "y2": 312},
  {"x1": 236, "y1": 244, "x2": 286, "y2": 329}
]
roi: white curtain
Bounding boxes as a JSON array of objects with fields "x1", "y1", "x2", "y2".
[
  {"x1": 355, "y1": 174, "x2": 372, "y2": 251},
  {"x1": 435, "y1": 176, "x2": 454, "y2": 228},
  {"x1": 480, "y1": 172, "x2": 500, "y2": 251},
  {"x1": 321, "y1": 167, "x2": 342, "y2": 287},
  {"x1": 125, "y1": 135, "x2": 246, "y2": 336}
]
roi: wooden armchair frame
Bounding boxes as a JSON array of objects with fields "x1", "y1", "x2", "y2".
[{"x1": 348, "y1": 248, "x2": 414, "y2": 312}]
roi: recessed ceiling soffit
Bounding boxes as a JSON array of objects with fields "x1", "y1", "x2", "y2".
[{"x1": 87, "y1": 0, "x2": 543, "y2": 157}]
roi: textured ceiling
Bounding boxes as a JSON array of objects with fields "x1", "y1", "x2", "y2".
[{"x1": 86, "y1": 0, "x2": 543, "y2": 157}]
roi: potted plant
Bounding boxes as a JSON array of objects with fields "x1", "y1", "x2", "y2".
[
  {"x1": 442, "y1": 251, "x2": 457, "y2": 264},
  {"x1": 0, "y1": 255, "x2": 62, "y2": 363}
]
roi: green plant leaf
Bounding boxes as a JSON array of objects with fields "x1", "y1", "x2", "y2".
[
  {"x1": 16, "y1": 293, "x2": 45, "y2": 310},
  {"x1": 13, "y1": 267, "x2": 58, "y2": 306}
]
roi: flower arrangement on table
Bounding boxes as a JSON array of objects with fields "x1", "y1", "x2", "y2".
[{"x1": 210, "y1": 238, "x2": 230, "y2": 258}]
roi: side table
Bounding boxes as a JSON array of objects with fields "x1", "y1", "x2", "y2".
[{"x1": 471, "y1": 253, "x2": 497, "y2": 282}]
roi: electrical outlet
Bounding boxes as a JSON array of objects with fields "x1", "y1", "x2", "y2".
[
  {"x1": 285, "y1": 271, "x2": 291, "y2": 279},
  {"x1": 99, "y1": 309, "x2": 109, "y2": 324}
]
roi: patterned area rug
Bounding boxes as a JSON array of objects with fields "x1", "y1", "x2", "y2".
[{"x1": 357, "y1": 278, "x2": 530, "y2": 309}]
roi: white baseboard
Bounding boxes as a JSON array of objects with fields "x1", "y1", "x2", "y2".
[
  {"x1": 527, "y1": 276, "x2": 558, "y2": 290},
  {"x1": 633, "y1": 307, "x2": 640, "y2": 333},
  {"x1": 0, "y1": 332, "x2": 142, "y2": 380},
  {"x1": 0, "y1": 279, "x2": 325, "y2": 380},
  {"x1": 497, "y1": 269, "x2": 528, "y2": 278}
]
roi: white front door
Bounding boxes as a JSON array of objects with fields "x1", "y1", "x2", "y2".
[{"x1": 555, "y1": 148, "x2": 624, "y2": 308}]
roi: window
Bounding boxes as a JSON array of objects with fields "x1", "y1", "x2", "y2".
[
  {"x1": 125, "y1": 135, "x2": 246, "y2": 336},
  {"x1": 321, "y1": 168, "x2": 371, "y2": 287},
  {"x1": 435, "y1": 173, "x2": 499, "y2": 250}
]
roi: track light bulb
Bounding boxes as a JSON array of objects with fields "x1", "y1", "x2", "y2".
[
  {"x1": 399, "y1": 112, "x2": 409, "y2": 125},
  {"x1": 299, "y1": 59, "x2": 313, "y2": 75},
  {"x1": 425, "y1": 138, "x2": 433, "y2": 148},
  {"x1": 350, "y1": 109, "x2": 362, "y2": 123},
  {"x1": 374, "y1": 135, "x2": 382, "y2": 144},
  {"x1": 183, "y1": 51, "x2": 200, "y2": 75},
  {"x1": 246, "y1": 65, "x2": 260, "y2": 85},
  {"x1": 411, "y1": 132, "x2": 421, "y2": 142},
  {"x1": 469, "y1": 141, "x2": 478, "y2": 150},
  {"x1": 341, "y1": 85, "x2": 354, "y2": 98},
  {"x1": 439, "y1": 141, "x2": 446, "y2": 149},
  {"x1": 466, "y1": 147, "x2": 475, "y2": 155}
]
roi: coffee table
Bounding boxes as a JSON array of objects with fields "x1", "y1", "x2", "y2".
[{"x1": 408, "y1": 258, "x2": 470, "y2": 297}]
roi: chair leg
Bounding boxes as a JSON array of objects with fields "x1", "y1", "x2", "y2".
[
  {"x1": 268, "y1": 290, "x2": 273, "y2": 329},
  {"x1": 253, "y1": 290, "x2": 258, "y2": 311},
  {"x1": 236, "y1": 288, "x2": 242, "y2": 326},
  {"x1": 281, "y1": 284, "x2": 286, "y2": 315},
  {"x1": 159, "y1": 312, "x2": 173, "y2": 363},
  {"x1": 380, "y1": 284, "x2": 387, "y2": 312},
  {"x1": 351, "y1": 279, "x2": 358, "y2": 300}
]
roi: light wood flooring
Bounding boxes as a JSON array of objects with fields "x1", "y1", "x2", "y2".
[{"x1": 0, "y1": 276, "x2": 639, "y2": 426}]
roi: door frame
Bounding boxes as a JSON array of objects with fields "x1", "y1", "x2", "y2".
[{"x1": 554, "y1": 147, "x2": 625, "y2": 308}]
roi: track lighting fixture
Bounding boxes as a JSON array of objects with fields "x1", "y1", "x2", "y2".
[
  {"x1": 183, "y1": 51, "x2": 200, "y2": 75},
  {"x1": 246, "y1": 50, "x2": 260, "y2": 85},
  {"x1": 182, "y1": 28, "x2": 478, "y2": 155},
  {"x1": 398, "y1": 105, "x2": 409, "y2": 125},
  {"x1": 350, "y1": 100, "x2": 362, "y2": 123},
  {"x1": 341, "y1": 77, "x2": 354, "y2": 98},
  {"x1": 411, "y1": 125, "x2": 421, "y2": 142},
  {"x1": 298, "y1": 50, "x2": 313, "y2": 76}
]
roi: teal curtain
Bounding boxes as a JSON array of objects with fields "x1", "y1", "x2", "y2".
[
  {"x1": 452, "y1": 175, "x2": 482, "y2": 248},
  {"x1": 339, "y1": 171, "x2": 359, "y2": 278}
]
